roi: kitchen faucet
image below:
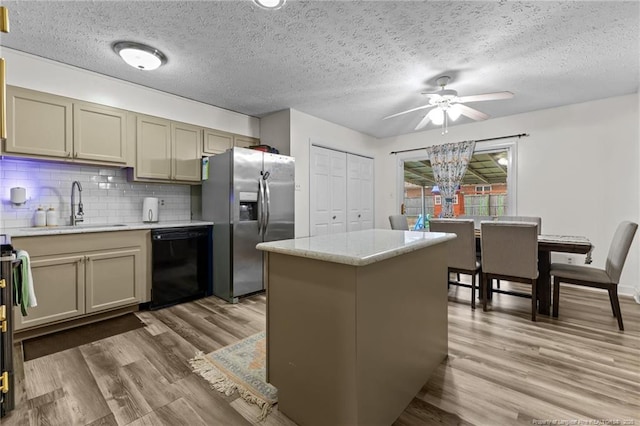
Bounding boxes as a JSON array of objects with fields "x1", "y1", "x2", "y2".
[{"x1": 70, "y1": 180, "x2": 84, "y2": 226}]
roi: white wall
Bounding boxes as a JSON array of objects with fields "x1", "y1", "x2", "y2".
[
  {"x1": 374, "y1": 94, "x2": 640, "y2": 295},
  {"x1": 289, "y1": 109, "x2": 377, "y2": 237},
  {"x1": 260, "y1": 109, "x2": 291, "y2": 156},
  {"x1": 3, "y1": 48, "x2": 259, "y2": 137}
]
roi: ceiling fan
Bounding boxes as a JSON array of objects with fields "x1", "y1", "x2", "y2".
[{"x1": 383, "y1": 76, "x2": 514, "y2": 134}]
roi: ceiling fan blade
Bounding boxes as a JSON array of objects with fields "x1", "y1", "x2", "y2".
[
  {"x1": 383, "y1": 104, "x2": 435, "y2": 120},
  {"x1": 457, "y1": 104, "x2": 490, "y2": 121},
  {"x1": 456, "y1": 91, "x2": 514, "y2": 103},
  {"x1": 420, "y1": 91, "x2": 442, "y2": 97},
  {"x1": 414, "y1": 112, "x2": 432, "y2": 130}
]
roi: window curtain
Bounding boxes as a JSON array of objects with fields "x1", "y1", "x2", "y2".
[{"x1": 426, "y1": 140, "x2": 476, "y2": 218}]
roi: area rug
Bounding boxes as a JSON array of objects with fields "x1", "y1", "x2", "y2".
[
  {"x1": 22, "y1": 313, "x2": 145, "y2": 361},
  {"x1": 190, "y1": 331, "x2": 277, "y2": 421}
]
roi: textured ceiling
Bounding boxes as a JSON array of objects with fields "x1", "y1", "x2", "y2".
[{"x1": 1, "y1": 1, "x2": 638, "y2": 139}]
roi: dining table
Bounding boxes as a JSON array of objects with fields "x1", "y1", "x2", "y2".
[
  {"x1": 473, "y1": 230, "x2": 593, "y2": 315},
  {"x1": 535, "y1": 234, "x2": 593, "y2": 315}
]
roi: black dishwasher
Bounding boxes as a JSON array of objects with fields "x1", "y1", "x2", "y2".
[{"x1": 150, "y1": 226, "x2": 211, "y2": 309}]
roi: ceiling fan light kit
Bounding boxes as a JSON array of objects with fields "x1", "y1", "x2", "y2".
[
  {"x1": 113, "y1": 41, "x2": 167, "y2": 71},
  {"x1": 384, "y1": 75, "x2": 514, "y2": 134}
]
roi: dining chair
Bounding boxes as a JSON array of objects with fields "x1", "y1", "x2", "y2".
[
  {"x1": 489, "y1": 216, "x2": 542, "y2": 290},
  {"x1": 389, "y1": 215, "x2": 409, "y2": 230},
  {"x1": 481, "y1": 221, "x2": 539, "y2": 321},
  {"x1": 430, "y1": 218, "x2": 481, "y2": 309},
  {"x1": 551, "y1": 221, "x2": 637, "y2": 330},
  {"x1": 499, "y1": 216, "x2": 542, "y2": 234}
]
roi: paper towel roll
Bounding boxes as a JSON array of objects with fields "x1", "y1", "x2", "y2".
[{"x1": 10, "y1": 187, "x2": 26, "y2": 204}]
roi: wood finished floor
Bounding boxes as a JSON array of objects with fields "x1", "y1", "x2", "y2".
[{"x1": 4, "y1": 283, "x2": 639, "y2": 426}]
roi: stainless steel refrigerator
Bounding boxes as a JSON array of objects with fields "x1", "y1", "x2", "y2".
[{"x1": 202, "y1": 147, "x2": 294, "y2": 303}]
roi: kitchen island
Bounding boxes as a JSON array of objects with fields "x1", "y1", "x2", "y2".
[{"x1": 256, "y1": 229, "x2": 454, "y2": 426}]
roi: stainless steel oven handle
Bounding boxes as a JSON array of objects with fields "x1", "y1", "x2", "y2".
[
  {"x1": 264, "y1": 178, "x2": 271, "y2": 237},
  {"x1": 258, "y1": 178, "x2": 265, "y2": 235}
]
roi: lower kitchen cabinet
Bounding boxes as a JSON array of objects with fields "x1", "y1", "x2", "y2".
[
  {"x1": 14, "y1": 253, "x2": 85, "y2": 330},
  {"x1": 12, "y1": 231, "x2": 148, "y2": 332},
  {"x1": 85, "y1": 247, "x2": 144, "y2": 314}
]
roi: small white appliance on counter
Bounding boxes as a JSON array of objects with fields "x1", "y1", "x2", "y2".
[{"x1": 142, "y1": 197, "x2": 159, "y2": 223}]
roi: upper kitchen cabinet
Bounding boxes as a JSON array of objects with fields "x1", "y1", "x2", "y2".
[
  {"x1": 172, "y1": 121, "x2": 202, "y2": 182},
  {"x1": 233, "y1": 135, "x2": 259, "y2": 148},
  {"x1": 135, "y1": 114, "x2": 172, "y2": 180},
  {"x1": 5, "y1": 85, "x2": 73, "y2": 158},
  {"x1": 203, "y1": 128, "x2": 233, "y2": 155},
  {"x1": 3, "y1": 86, "x2": 128, "y2": 165},
  {"x1": 73, "y1": 102, "x2": 127, "y2": 163},
  {"x1": 132, "y1": 115, "x2": 201, "y2": 183}
]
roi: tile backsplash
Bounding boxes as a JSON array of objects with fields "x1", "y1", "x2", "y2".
[{"x1": 0, "y1": 158, "x2": 192, "y2": 230}]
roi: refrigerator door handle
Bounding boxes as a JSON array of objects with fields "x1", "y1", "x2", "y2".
[
  {"x1": 258, "y1": 178, "x2": 265, "y2": 235},
  {"x1": 264, "y1": 178, "x2": 271, "y2": 236}
]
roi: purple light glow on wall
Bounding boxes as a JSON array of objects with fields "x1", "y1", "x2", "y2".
[{"x1": 1, "y1": 158, "x2": 48, "y2": 204}]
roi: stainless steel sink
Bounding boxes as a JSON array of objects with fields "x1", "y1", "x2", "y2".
[
  {"x1": 21, "y1": 224, "x2": 128, "y2": 232},
  {"x1": 75, "y1": 224, "x2": 128, "y2": 229}
]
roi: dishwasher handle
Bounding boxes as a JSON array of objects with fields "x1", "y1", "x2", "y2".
[{"x1": 151, "y1": 228, "x2": 209, "y2": 240}]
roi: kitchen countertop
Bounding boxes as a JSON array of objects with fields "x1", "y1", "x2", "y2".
[
  {"x1": 256, "y1": 229, "x2": 455, "y2": 266},
  {"x1": 3, "y1": 220, "x2": 214, "y2": 238}
]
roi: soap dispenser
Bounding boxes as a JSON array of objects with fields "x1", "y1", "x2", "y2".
[
  {"x1": 46, "y1": 207, "x2": 58, "y2": 226},
  {"x1": 35, "y1": 206, "x2": 46, "y2": 227}
]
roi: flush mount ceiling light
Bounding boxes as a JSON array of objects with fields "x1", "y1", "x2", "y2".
[
  {"x1": 253, "y1": 0, "x2": 286, "y2": 10},
  {"x1": 113, "y1": 41, "x2": 167, "y2": 71}
]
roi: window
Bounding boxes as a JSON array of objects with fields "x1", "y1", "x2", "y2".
[
  {"x1": 435, "y1": 194, "x2": 458, "y2": 205},
  {"x1": 475, "y1": 185, "x2": 492, "y2": 194}
]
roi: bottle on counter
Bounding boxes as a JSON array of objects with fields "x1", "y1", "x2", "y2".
[
  {"x1": 35, "y1": 206, "x2": 46, "y2": 227},
  {"x1": 46, "y1": 207, "x2": 58, "y2": 226}
]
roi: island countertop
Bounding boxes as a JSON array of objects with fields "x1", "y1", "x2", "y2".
[{"x1": 256, "y1": 229, "x2": 455, "y2": 266}]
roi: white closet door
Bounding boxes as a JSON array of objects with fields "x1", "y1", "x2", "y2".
[
  {"x1": 347, "y1": 154, "x2": 363, "y2": 231},
  {"x1": 347, "y1": 154, "x2": 374, "y2": 232},
  {"x1": 359, "y1": 155, "x2": 374, "y2": 230},
  {"x1": 310, "y1": 146, "x2": 347, "y2": 236}
]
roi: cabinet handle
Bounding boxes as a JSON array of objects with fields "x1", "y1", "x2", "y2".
[
  {"x1": 358, "y1": 214, "x2": 361, "y2": 218},
  {"x1": 1, "y1": 371, "x2": 8, "y2": 394},
  {"x1": 0, "y1": 278, "x2": 5, "y2": 288},
  {"x1": 74, "y1": 152, "x2": 78, "y2": 158},
  {"x1": 332, "y1": 216, "x2": 336, "y2": 220},
  {"x1": 67, "y1": 152, "x2": 72, "y2": 157},
  {"x1": 0, "y1": 305, "x2": 5, "y2": 333}
]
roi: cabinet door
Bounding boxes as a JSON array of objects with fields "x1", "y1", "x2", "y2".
[
  {"x1": 172, "y1": 122, "x2": 202, "y2": 182},
  {"x1": 85, "y1": 248, "x2": 143, "y2": 314},
  {"x1": 203, "y1": 128, "x2": 233, "y2": 155},
  {"x1": 136, "y1": 115, "x2": 172, "y2": 179},
  {"x1": 73, "y1": 102, "x2": 127, "y2": 163},
  {"x1": 14, "y1": 254, "x2": 85, "y2": 330},
  {"x1": 233, "y1": 135, "x2": 258, "y2": 148},
  {"x1": 5, "y1": 86, "x2": 73, "y2": 158}
]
